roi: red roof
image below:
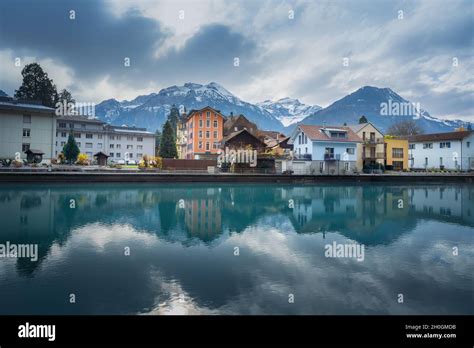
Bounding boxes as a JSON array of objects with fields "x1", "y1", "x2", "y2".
[{"x1": 298, "y1": 125, "x2": 362, "y2": 143}]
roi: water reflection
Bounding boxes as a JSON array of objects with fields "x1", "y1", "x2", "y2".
[{"x1": 0, "y1": 183, "x2": 472, "y2": 314}]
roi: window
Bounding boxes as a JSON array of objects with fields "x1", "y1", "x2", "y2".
[
  {"x1": 409, "y1": 144, "x2": 415, "y2": 149},
  {"x1": 126, "y1": 136, "x2": 133, "y2": 141},
  {"x1": 344, "y1": 162, "x2": 349, "y2": 171},
  {"x1": 330, "y1": 131, "x2": 346, "y2": 138},
  {"x1": 206, "y1": 111, "x2": 210, "y2": 118},
  {"x1": 213, "y1": 131, "x2": 218, "y2": 138},
  {"x1": 362, "y1": 131, "x2": 366, "y2": 140},
  {"x1": 467, "y1": 141, "x2": 470, "y2": 148},
  {"x1": 74, "y1": 133, "x2": 81, "y2": 138},
  {"x1": 59, "y1": 122, "x2": 66, "y2": 128},
  {"x1": 423, "y1": 143, "x2": 433, "y2": 149},
  {"x1": 346, "y1": 148, "x2": 355, "y2": 155},
  {"x1": 86, "y1": 133, "x2": 93, "y2": 139},
  {"x1": 425, "y1": 157, "x2": 428, "y2": 166},
  {"x1": 392, "y1": 148, "x2": 404, "y2": 158},
  {"x1": 440, "y1": 157, "x2": 443, "y2": 166},
  {"x1": 137, "y1": 153, "x2": 143, "y2": 158},
  {"x1": 110, "y1": 144, "x2": 114, "y2": 149},
  {"x1": 61, "y1": 141, "x2": 66, "y2": 147},
  {"x1": 116, "y1": 144, "x2": 121, "y2": 149},
  {"x1": 61, "y1": 132, "x2": 67, "y2": 137},
  {"x1": 198, "y1": 141, "x2": 203, "y2": 149},
  {"x1": 86, "y1": 143, "x2": 93, "y2": 149},
  {"x1": 97, "y1": 134, "x2": 103, "y2": 139},
  {"x1": 206, "y1": 131, "x2": 210, "y2": 138},
  {"x1": 206, "y1": 142, "x2": 210, "y2": 150},
  {"x1": 116, "y1": 136, "x2": 121, "y2": 140},
  {"x1": 110, "y1": 135, "x2": 115, "y2": 140},
  {"x1": 213, "y1": 142, "x2": 218, "y2": 149},
  {"x1": 137, "y1": 137, "x2": 143, "y2": 142},
  {"x1": 97, "y1": 143, "x2": 102, "y2": 149},
  {"x1": 22, "y1": 143, "x2": 30, "y2": 152},
  {"x1": 76, "y1": 142, "x2": 81, "y2": 147},
  {"x1": 206, "y1": 120, "x2": 210, "y2": 128},
  {"x1": 23, "y1": 115, "x2": 31, "y2": 123},
  {"x1": 116, "y1": 153, "x2": 121, "y2": 158},
  {"x1": 199, "y1": 120, "x2": 203, "y2": 128},
  {"x1": 127, "y1": 145, "x2": 133, "y2": 149},
  {"x1": 199, "y1": 130, "x2": 203, "y2": 138},
  {"x1": 109, "y1": 153, "x2": 114, "y2": 157},
  {"x1": 439, "y1": 142, "x2": 451, "y2": 148},
  {"x1": 137, "y1": 145, "x2": 143, "y2": 150},
  {"x1": 305, "y1": 147, "x2": 308, "y2": 153},
  {"x1": 298, "y1": 134, "x2": 302, "y2": 145},
  {"x1": 23, "y1": 129, "x2": 30, "y2": 137},
  {"x1": 213, "y1": 120, "x2": 218, "y2": 128}
]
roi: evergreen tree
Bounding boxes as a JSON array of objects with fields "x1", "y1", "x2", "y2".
[
  {"x1": 159, "y1": 121, "x2": 177, "y2": 158},
  {"x1": 358, "y1": 115, "x2": 368, "y2": 124},
  {"x1": 14, "y1": 63, "x2": 58, "y2": 107},
  {"x1": 155, "y1": 129, "x2": 162, "y2": 155},
  {"x1": 57, "y1": 89, "x2": 75, "y2": 105},
  {"x1": 168, "y1": 104, "x2": 180, "y2": 137},
  {"x1": 63, "y1": 134, "x2": 80, "y2": 164}
]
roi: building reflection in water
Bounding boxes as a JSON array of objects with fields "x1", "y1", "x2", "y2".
[{"x1": 0, "y1": 184, "x2": 472, "y2": 276}]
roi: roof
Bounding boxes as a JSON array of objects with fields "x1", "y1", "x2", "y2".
[
  {"x1": 348, "y1": 122, "x2": 384, "y2": 136},
  {"x1": 221, "y1": 128, "x2": 267, "y2": 147},
  {"x1": 94, "y1": 151, "x2": 109, "y2": 157},
  {"x1": 406, "y1": 131, "x2": 473, "y2": 142},
  {"x1": 223, "y1": 114, "x2": 257, "y2": 134},
  {"x1": 0, "y1": 96, "x2": 55, "y2": 114},
  {"x1": 186, "y1": 106, "x2": 223, "y2": 118},
  {"x1": 24, "y1": 149, "x2": 44, "y2": 155},
  {"x1": 57, "y1": 115, "x2": 106, "y2": 124},
  {"x1": 293, "y1": 125, "x2": 362, "y2": 143},
  {"x1": 258, "y1": 130, "x2": 286, "y2": 139}
]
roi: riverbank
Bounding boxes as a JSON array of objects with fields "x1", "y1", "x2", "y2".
[{"x1": 0, "y1": 171, "x2": 472, "y2": 183}]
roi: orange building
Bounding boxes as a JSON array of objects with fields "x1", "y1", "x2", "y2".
[{"x1": 186, "y1": 106, "x2": 225, "y2": 159}]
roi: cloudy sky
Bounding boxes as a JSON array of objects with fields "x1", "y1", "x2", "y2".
[{"x1": 0, "y1": 0, "x2": 472, "y2": 120}]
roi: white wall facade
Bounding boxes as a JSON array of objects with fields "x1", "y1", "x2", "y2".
[
  {"x1": 55, "y1": 118, "x2": 155, "y2": 163},
  {"x1": 408, "y1": 133, "x2": 474, "y2": 171},
  {"x1": 0, "y1": 108, "x2": 56, "y2": 163}
]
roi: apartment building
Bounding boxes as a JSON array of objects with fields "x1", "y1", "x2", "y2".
[
  {"x1": 384, "y1": 137, "x2": 408, "y2": 170},
  {"x1": 349, "y1": 122, "x2": 385, "y2": 170},
  {"x1": 185, "y1": 106, "x2": 225, "y2": 159},
  {"x1": 0, "y1": 96, "x2": 56, "y2": 163},
  {"x1": 407, "y1": 131, "x2": 474, "y2": 171},
  {"x1": 55, "y1": 116, "x2": 155, "y2": 163}
]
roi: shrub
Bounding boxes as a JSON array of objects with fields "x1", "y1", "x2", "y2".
[
  {"x1": 57, "y1": 152, "x2": 66, "y2": 164},
  {"x1": 76, "y1": 153, "x2": 89, "y2": 165},
  {"x1": 12, "y1": 160, "x2": 23, "y2": 168}
]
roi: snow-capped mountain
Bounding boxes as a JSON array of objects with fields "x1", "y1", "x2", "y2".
[
  {"x1": 287, "y1": 86, "x2": 467, "y2": 134},
  {"x1": 94, "y1": 83, "x2": 468, "y2": 134},
  {"x1": 257, "y1": 98, "x2": 322, "y2": 127},
  {"x1": 95, "y1": 82, "x2": 283, "y2": 132}
]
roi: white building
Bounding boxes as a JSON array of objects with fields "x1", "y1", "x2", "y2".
[
  {"x1": 407, "y1": 131, "x2": 474, "y2": 171},
  {"x1": 0, "y1": 96, "x2": 56, "y2": 163},
  {"x1": 55, "y1": 116, "x2": 155, "y2": 163},
  {"x1": 288, "y1": 125, "x2": 362, "y2": 174}
]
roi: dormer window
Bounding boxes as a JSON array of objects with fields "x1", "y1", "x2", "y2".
[{"x1": 330, "y1": 131, "x2": 346, "y2": 138}]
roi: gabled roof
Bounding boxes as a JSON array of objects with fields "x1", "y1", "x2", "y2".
[
  {"x1": 0, "y1": 96, "x2": 55, "y2": 114},
  {"x1": 221, "y1": 128, "x2": 267, "y2": 147},
  {"x1": 348, "y1": 122, "x2": 384, "y2": 137},
  {"x1": 291, "y1": 125, "x2": 362, "y2": 143},
  {"x1": 186, "y1": 106, "x2": 223, "y2": 118},
  {"x1": 406, "y1": 130, "x2": 473, "y2": 142},
  {"x1": 223, "y1": 114, "x2": 257, "y2": 134},
  {"x1": 94, "y1": 151, "x2": 109, "y2": 157}
]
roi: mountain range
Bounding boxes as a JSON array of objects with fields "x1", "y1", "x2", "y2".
[{"x1": 93, "y1": 83, "x2": 467, "y2": 134}]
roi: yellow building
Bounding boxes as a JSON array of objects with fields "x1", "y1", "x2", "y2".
[{"x1": 384, "y1": 137, "x2": 408, "y2": 171}]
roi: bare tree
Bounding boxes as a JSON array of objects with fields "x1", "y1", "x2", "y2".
[{"x1": 386, "y1": 120, "x2": 424, "y2": 136}]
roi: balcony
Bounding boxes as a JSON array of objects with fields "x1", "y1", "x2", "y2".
[
  {"x1": 363, "y1": 152, "x2": 385, "y2": 160},
  {"x1": 294, "y1": 154, "x2": 312, "y2": 161},
  {"x1": 363, "y1": 138, "x2": 384, "y2": 145},
  {"x1": 324, "y1": 154, "x2": 341, "y2": 161}
]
